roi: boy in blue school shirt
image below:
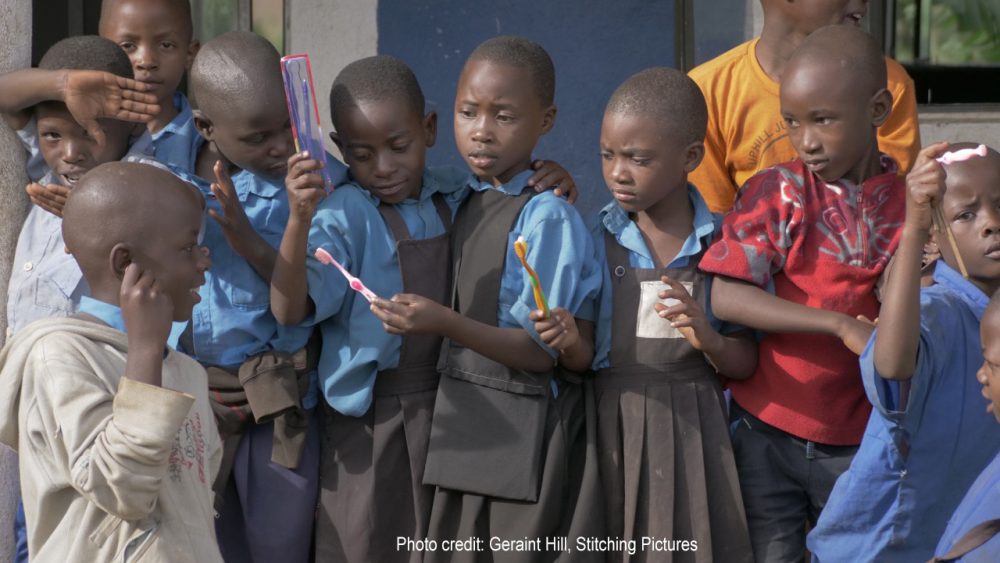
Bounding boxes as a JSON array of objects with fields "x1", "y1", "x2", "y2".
[
  {"x1": 166, "y1": 31, "x2": 347, "y2": 563},
  {"x1": 807, "y1": 143, "x2": 1000, "y2": 562},
  {"x1": 932, "y1": 147, "x2": 1000, "y2": 563},
  {"x1": 371, "y1": 36, "x2": 605, "y2": 557},
  {"x1": 274, "y1": 55, "x2": 576, "y2": 563},
  {"x1": 99, "y1": 0, "x2": 201, "y2": 171}
]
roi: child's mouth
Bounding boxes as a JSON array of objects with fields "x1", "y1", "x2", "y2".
[{"x1": 468, "y1": 153, "x2": 498, "y2": 169}]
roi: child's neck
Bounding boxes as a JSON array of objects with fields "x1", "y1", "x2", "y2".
[
  {"x1": 633, "y1": 184, "x2": 695, "y2": 269},
  {"x1": 146, "y1": 96, "x2": 180, "y2": 135},
  {"x1": 755, "y1": 20, "x2": 810, "y2": 82},
  {"x1": 195, "y1": 140, "x2": 237, "y2": 180},
  {"x1": 485, "y1": 158, "x2": 533, "y2": 188},
  {"x1": 839, "y1": 143, "x2": 884, "y2": 185}
]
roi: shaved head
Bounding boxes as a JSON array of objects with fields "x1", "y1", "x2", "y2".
[
  {"x1": 784, "y1": 24, "x2": 887, "y2": 96},
  {"x1": 63, "y1": 161, "x2": 203, "y2": 284},
  {"x1": 189, "y1": 31, "x2": 283, "y2": 119},
  {"x1": 468, "y1": 36, "x2": 555, "y2": 106},
  {"x1": 605, "y1": 67, "x2": 707, "y2": 146}
]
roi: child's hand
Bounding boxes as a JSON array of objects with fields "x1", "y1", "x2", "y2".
[
  {"x1": 837, "y1": 314, "x2": 876, "y2": 355},
  {"x1": 530, "y1": 307, "x2": 579, "y2": 353},
  {"x1": 285, "y1": 151, "x2": 327, "y2": 220},
  {"x1": 370, "y1": 294, "x2": 452, "y2": 335},
  {"x1": 905, "y1": 142, "x2": 950, "y2": 232},
  {"x1": 209, "y1": 160, "x2": 261, "y2": 257},
  {"x1": 63, "y1": 69, "x2": 160, "y2": 147},
  {"x1": 119, "y1": 262, "x2": 174, "y2": 354},
  {"x1": 25, "y1": 182, "x2": 69, "y2": 218},
  {"x1": 653, "y1": 276, "x2": 723, "y2": 353},
  {"x1": 529, "y1": 159, "x2": 578, "y2": 204}
]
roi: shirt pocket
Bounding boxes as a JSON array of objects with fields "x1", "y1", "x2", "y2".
[{"x1": 32, "y1": 231, "x2": 84, "y2": 313}]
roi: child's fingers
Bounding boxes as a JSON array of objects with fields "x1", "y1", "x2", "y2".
[
  {"x1": 213, "y1": 160, "x2": 237, "y2": 196},
  {"x1": 207, "y1": 208, "x2": 228, "y2": 228},
  {"x1": 528, "y1": 169, "x2": 559, "y2": 190},
  {"x1": 82, "y1": 119, "x2": 107, "y2": 149},
  {"x1": 538, "y1": 324, "x2": 566, "y2": 345}
]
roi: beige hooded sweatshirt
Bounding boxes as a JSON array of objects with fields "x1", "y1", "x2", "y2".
[{"x1": 0, "y1": 317, "x2": 223, "y2": 562}]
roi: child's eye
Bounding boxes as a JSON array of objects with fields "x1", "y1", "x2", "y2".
[
  {"x1": 496, "y1": 113, "x2": 515, "y2": 124},
  {"x1": 955, "y1": 211, "x2": 975, "y2": 222},
  {"x1": 784, "y1": 117, "x2": 798, "y2": 128},
  {"x1": 458, "y1": 108, "x2": 475, "y2": 119},
  {"x1": 350, "y1": 150, "x2": 372, "y2": 162},
  {"x1": 41, "y1": 132, "x2": 60, "y2": 141},
  {"x1": 632, "y1": 158, "x2": 649, "y2": 166},
  {"x1": 242, "y1": 134, "x2": 266, "y2": 145},
  {"x1": 599, "y1": 151, "x2": 612, "y2": 161},
  {"x1": 815, "y1": 116, "x2": 833, "y2": 125},
  {"x1": 391, "y1": 142, "x2": 410, "y2": 153},
  {"x1": 160, "y1": 41, "x2": 176, "y2": 50},
  {"x1": 119, "y1": 42, "x2": 135, "y2": 51}
]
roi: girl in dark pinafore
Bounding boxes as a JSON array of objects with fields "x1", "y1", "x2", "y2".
[{"x1": 543, "y1": 68, "x2": 756, "y2": 562}]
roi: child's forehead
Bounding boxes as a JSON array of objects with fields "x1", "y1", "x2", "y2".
[
  {"x1": 945, "y1": 155, "x2": 1000, "y2": 198},
  {"x1": 780, "y1": 60, "x2": 867, "y2": 110},
  {"x1": 100, "y1": 0, "x2": 191, "y2": 38},
  {"x1": 459, "y1": 59, "x2": 538, "y2": 102}
]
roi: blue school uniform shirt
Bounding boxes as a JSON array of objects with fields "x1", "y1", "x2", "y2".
[
  {"x1": 807, "y1": 260, "x2": 1000, "y2": 562},
  {"x1": 304, "y1": 168, "x2": 470, "y2": 417},
  {"x1": 146, "y1": 93, "x2": 198, "y2": 173},
  {"x1": 167, "y1": 136, "x2": 347, "y2": 410},
  {"x1": 468, "y1": 168, "x2": 601, "y2": 358},
  {"x1": 934, "y1": 452, "x2": 1000, "y2": 562},
  {"x1": 16, "y1": 117, "x2": 47, "y2": 182},
  {"x1": 592, "y1": 185, "x2": 730, "y2": 370}
]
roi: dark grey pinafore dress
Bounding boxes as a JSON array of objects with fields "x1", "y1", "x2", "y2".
[
  {"x1": 315, "y1": 194, "x2": 452, "y2": 563},
  {"x1": 422, "y1": 188, "x2": 605, "y2": 563},
  {"x1": 595, "y1": 232, "x2": 752, "y2": 563}
]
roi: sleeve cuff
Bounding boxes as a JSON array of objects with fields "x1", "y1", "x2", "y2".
[{"x1": 114, "y1": 378, "x2": 194, "y2": 444}]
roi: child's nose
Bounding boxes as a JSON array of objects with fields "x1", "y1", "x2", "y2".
[
  {"x1": 62, "y1": 140, "x2": 86, "y2": 163},
  {"x1": 470, "y1": 116, "x2": 492, "y2": 143},
  {"x1": 134, "y1": 45, "x2": 158, "y2": 70},
  {"x1": 982, "y1": 206, "x2": 1000, "y2": 235}
]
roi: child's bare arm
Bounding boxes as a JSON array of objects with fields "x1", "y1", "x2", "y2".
[
  {"x1": 655, "y1": 276, "x2": 756, "y2": 379},
  {"x1": 0, "y1": 69, "x2": 158, "y2": 144},
  {"x1": 271, "y1": 152, "x2": 325, "y2": 325},
  {"x1": 711, "y1": 276, "x2": 874, "y2": 355},
  {"x1": 209, "y1": 160, "x2": 278, "y2": 282},
  {"x1": 531, "y1": 309, "x2": 594, "y2": 372},
  {"x1": 874, "y1": 143, "x2": 950, "y2": 380},
  {"x1": 371, "y1": 294, "x2": 556, "y2": 373}
]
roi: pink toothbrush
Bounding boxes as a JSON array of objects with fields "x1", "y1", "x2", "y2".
[
  {"x1": 314, "y1": 247, "x2": 379, "y2": 303},
  {"x1": 937, "y1": 144, "x2": 987, "y2": 165}
]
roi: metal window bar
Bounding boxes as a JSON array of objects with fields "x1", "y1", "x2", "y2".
[{"x1": 674, "y1": 0, "x2": 695, "y2": 72}]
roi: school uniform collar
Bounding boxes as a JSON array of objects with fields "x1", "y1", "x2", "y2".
[
  {"x1": 467, "y1": 167, "x2": 535, "y2": 196},
  {"x1": 78, "y1": 296, "x2": 188, "y2": 349},
  {"x1": 600, "y1": 184, "x2": 717, "y2": 266},
  {"x1": 151, "y1": 93, "x2": 193, "y2": 142},
  {"x1": 933, "y1": 260, "x2": 990, "y2": 319}
]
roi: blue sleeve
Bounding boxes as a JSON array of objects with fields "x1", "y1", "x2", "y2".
[
  {"x1": 861, "y1": 290, "x2": 951, "y2": 422},
  {"x1": 500, "y1": 193, "x2": 602, "y2": 358},
  {"x1": 592, "y1": 224, "x2": 613, "y2": 370},
  {"x1": 303, "y1": 192, "x2": 360, "y2": 325}
]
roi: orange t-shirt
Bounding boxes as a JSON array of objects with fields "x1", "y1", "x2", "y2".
[{"x1": 688, "y1": 37, "x2": 920, "y2": 213}]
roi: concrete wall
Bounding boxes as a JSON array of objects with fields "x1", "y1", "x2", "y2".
[
  {"x1": 0, "y1": 3, "x2": 31, "y2": 562},
  {"x1": 919, "y1": 108, "x2": 1000, "y2": 149}
]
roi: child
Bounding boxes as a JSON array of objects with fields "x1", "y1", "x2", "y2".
[
  {"x1": 275, "y1": 55, "x2": 577, "y2": 563},
  {"x1": 2, "y1": 35, "x2": 157, "y2": 338},
  {"x1": 697, "y1": 25, "x2": 906, "y2": 562},
  {"x1": 370, "y1": 36, "x2": 604, "y2": 559},
  {"x1": 935, "y1": 285, "x2": 1000, "y2": 562},
  {"x1": 170, "y1": 30, "x2": 347, "y2": 563},
  {"x1": 807, "y1": 143, "x2": 1000, "y2": 561},
  {"x1": 688, "y1": 0, "x2": 919, "y2": 213},
  {"x1": 99, "y1": 0, "x2": 202, "y2": 169},
  {"x1": 543, "y1": 66, "x2": 755, "y2": 561},
  {"x1": 0, "y1": 161, "x2": 219, "y2": 562}
]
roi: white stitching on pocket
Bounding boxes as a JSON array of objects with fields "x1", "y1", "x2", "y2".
[{"x1": 635, "y1": 280, "x2": 693, "y2": 339}]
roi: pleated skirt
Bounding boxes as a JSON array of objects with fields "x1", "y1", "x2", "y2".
[
  {"x1": 595, "y1": 370, "x2": 753, "y2": 563},
  {"x1": 424, "y1": 379, "x2": 606, "y2": 563},
  {"x1": 315, "y1": 368, "x2": 439, "y2": 563}
]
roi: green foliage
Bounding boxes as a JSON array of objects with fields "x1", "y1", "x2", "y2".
[{"x1": 895, "y1": 0, "x2": 1000, "y2": 64}]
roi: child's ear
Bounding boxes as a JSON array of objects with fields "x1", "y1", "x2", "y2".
[
  {"x1": 110, "y1": 243, "x2": 132, "y2": 280},
  {"x1": 328, "y1": 131, "x2": 343, "y2": 154},
  {"x1": 192, "y1": 110, "x2": 213, "y2": 141},
  {"x1": 683, "y1": 141, "x2": 706, "y2": 173},
  {"x1": 423, "y1": 111, "x2": 438, "y2": 147},
  {"x1": 870, "y1": 88, "x2": 893, "y2": 127},
  {"x1": 540, "y1": 104, "x2": 557, "y2": 135},
  {"x1": 186, "y1": 40, "x2": 201, "y2": 71}
]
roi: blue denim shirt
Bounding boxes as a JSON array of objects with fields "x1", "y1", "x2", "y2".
[
  {"x1": 465, "y1": 169, "x2": 601, "y2": 358},
  {"x1": 591, "y1": 185, "x2": 730, "y2": 370},
  {"x1": 147, "y1": 93, "x2": 199, "y2": 174},
  {"x1": 808, "y1": 261, "x2": 1000, "y2": 562},
  {"x1": 305, "y1": 167, "x2": 469, "y2": 417}
]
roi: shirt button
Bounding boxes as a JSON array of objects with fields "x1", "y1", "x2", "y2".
[{"x1": 22, "y1": 262, "x2": 32, "y2": 272}]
